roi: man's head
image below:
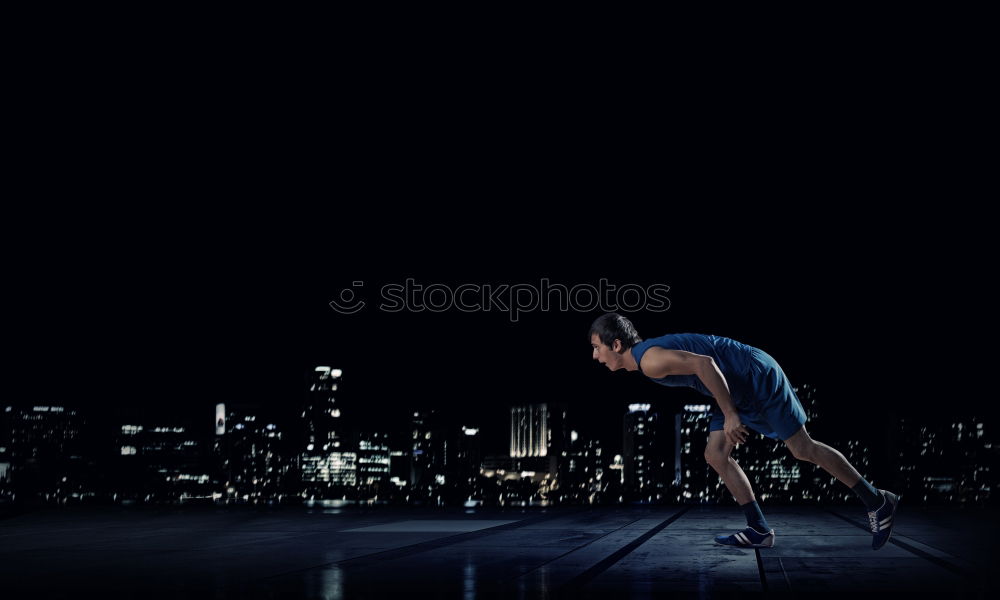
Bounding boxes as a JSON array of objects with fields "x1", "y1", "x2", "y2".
[{"x1": 589, "y1": 312, "x2": 642, "y2": 370}]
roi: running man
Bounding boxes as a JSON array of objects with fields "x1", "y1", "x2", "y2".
[{"x1": 588, "y1": 312, "x2": 899, "y2": 550}]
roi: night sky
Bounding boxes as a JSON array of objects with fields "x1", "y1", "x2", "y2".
[{"x1": 9, "y1": 217, "x2": 987, "y2": 459}]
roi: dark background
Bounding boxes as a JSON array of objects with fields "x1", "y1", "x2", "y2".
[
  {"x1": 8, "y1": 214, "x2": 988, "y2": 463},
  {"x1": 4, "y1": 27, "x2": 991, "y2": 467}
]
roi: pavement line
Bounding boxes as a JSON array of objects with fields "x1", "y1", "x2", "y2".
[
  {"x1": 824, "y1": 508, "x2": 981, "y2": 583},
  {"x1": 500, "y1": 515, "x2": 648, "y2": 585},
  {"x1": 777, "y1": 557, "x2": 793, "y2": 594},
  {"x1": 256, "y1": 507, "x2": 589, "y2": 581},
  {"x1": 754, "y1": 547, "x2": 768, "y2": 592},
  {"x1": 554, "y1": 506, "x2": 693, "y2": 595},
  {"x1": 890, "y1": 532, "x2": 976, "y2": 563}
]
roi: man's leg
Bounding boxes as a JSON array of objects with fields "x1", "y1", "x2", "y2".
[
  {"x1": 706, "y1": 430, "x2": 774, "y2": 547},
  {"x1": 783, "y1": 425, "x2": 900, "y2": 549},
  {"x1": 704, "y1": 430, "x2": 755, "y2": 505},
  {"x1": 782, "y1": 426, "x2": 866, "y2": 487}
]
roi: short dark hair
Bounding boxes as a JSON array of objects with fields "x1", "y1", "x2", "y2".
[{"x1": 589, "y1": 312, "x2": 642, "y2": 350}]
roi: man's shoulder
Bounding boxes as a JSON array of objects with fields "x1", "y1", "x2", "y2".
[
  {"x1": 639, "y1": 333, "x2": 698, "y2": 347},
  {"x1": 637, "y1": 344, "x2": 684, "y2": 369},
  {"x1": 638, "y1": 345, "x2": 670, "y2": 362}
]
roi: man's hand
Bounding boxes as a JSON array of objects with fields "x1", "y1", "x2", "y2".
[{"x1": 724, "y1": 413, "x2": 749, "y2": 446}]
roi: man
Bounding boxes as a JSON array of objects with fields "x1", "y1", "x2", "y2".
[{"x1": 588, "y1": 312, "x2": 899, "y2": 550}]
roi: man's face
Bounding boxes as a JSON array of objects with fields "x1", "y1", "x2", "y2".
[{"x1": 591, "y1": 333, "x2": 625, "y2": 370}]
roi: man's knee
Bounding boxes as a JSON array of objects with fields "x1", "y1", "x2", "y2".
[
  {"x1": 788, "y1": 439, "x2": 816, "y2": 463},
  {"x1": 704, "y1": 447, "x2": 729, "y2": 469}
]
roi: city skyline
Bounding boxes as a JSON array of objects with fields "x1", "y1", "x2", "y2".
[
  {"x1": 2, "y1": 377, "x2": 994, "y2": 508},
  {"x1": 7, "y1": 232, "x2": 994, "y2": 511}
]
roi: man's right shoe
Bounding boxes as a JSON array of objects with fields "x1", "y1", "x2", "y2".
[
  {"x1": 868, "y1": 490, "x2": 900, "y2": 550},
  {"x1": 714, "y1": 526, "x2": 775, "y2": 548}
]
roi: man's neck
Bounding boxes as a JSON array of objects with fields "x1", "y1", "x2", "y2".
[{"x1": 622, "y1": 347, "x2": 639, "y2": 371}]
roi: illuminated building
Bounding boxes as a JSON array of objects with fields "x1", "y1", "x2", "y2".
[
  {"x1": 0, "y1": 404, "x2": 89, "y2": 504},
  {"x1": 559, "y1": 428, "x2": 614, "y2": 505},
  {"x1": 409, "y1": 408, "x2": 443, "y2": 490},
  {"x1": 674, "y1": 403, "x2": 721, "y2": 503},
  {"x1": 300, "y1": 367, "x2": 356, "y2": 495},
  {"x1": 895, "y1": 415, "x2": 994, "y2": 505},
  {"x1": 507, "y1": 403, "x2": 568, "y2": 484},
  {"x1": 117, "y1": 418, "x2": 210, "y2": 503},
  {"x1": 357, "y1": 430, "x2": 391, "y2": 497},
  {"x1": 511, "y1": 404, "x2": 549, "y2": 458},
  {"x1": 212, "y1": 403, "x2": 290, "y2": 504},
  {"x1": 444, "y1": 424, "x2": 481, "y2": 485},
  {"x1": 623, "y1": 403, "x2": 672, "y2": 502}
]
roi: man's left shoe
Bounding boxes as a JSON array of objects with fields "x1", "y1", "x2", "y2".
[
  {"x1": 868, "y1": 490, "x2": 900, "y2": 550},
  {"x1": 714, "y1": 526, "x2": 775, "y2": 548}
]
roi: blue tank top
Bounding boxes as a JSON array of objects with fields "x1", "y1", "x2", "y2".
[{"x1": 630, "y1": 333, "x2": 768, "y2": 410}]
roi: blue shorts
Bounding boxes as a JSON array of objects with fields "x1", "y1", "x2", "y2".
[{"x1": 709, "y1": 349, "x2": 807, "y2": 441}]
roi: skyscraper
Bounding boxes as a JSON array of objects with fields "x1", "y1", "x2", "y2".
[
  {"x1": 116, "y1": 419, "x2": 210, "y2": 503},
  {"x1": 509, "y1": 403, "x2": 568, "y2": 484},
  {"x1": 510, "y1": 404, "x2": 548, "y2": 458},
  {"x1": 300, "y1": 367, "x2": 356, "y2": 497},
  {"x1": 622, "y1": 403, "x2": 672, "y2": 502},
  {"x1": 675, "y1": 403, "x2": 721, "y2": 502},
  {"x1": 2, "y1": 404, "x2": 90, "y2": 504},
  {"x1": 357, "y1": 430, "x2": 391, "y2": 497},
  {"x1": 895, "y1": 414, "x2": 994, "y2": 505},
  {"x1": 212, "y1": 402, "x2": 290, "y2": 504},
  {"x1": 409, "y1": 408, "x2": 443, "y2": 495},
  {"x1": 560, "y1": 428, "x2": 613, "y2": 505}
]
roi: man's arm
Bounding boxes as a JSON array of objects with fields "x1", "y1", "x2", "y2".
[{"x1": 640, "y1": 347, "x2": 748, "y2": 444}]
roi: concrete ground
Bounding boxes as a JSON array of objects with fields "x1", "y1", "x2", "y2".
[{"x1": 0, "y1": 504, "x2": 993, "y2": 599}]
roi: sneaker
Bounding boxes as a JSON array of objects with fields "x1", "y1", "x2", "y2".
[
  {"x1": 714, "y1": 526, "x2": 775, "y2": 548},
  {"x1": 867, "y1": 490, "x2": 900, "y2": 550}
]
